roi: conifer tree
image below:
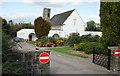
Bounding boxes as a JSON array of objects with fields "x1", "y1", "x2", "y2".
[
  {"x1": 34, "y1": 17, "x2": 51, "y2": 39},
  {"x1": 100, "y1": 2, "x2": 120, "y2": 46}
]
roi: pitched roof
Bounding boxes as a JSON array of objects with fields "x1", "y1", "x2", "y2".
[{"x1": 50, "y1": 9, "x2": 75, "y2": 26}]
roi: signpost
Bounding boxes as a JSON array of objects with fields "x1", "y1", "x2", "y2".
[
  {"x1": 114, "y1": 49, "x2": 120, "y2": 57},
  {"x1": 39, "y1": 53, "x2": 50, "y2": 63}
]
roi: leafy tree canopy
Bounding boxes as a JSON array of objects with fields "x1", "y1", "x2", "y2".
[
  {"x1": 34, "y1": 17, "x2": 51, "y2": 39},
  {"x1": 85, "y1": 20, "x2": 101, "y2": 31},
  {"x1": 100, "y1": 2, "x2": 120, "y2": 46}
]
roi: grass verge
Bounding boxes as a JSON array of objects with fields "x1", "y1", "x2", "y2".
[
  {"x1": 27, "y1": 41, "x2": 36, "y2": 45},
  {"x1": 49, "y1": 47, "x2": 88, "y2": 58}
]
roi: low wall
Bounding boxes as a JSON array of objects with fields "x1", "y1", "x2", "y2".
[{"x1": 84, "y1": 31, "x2": 102, "y2": 37}]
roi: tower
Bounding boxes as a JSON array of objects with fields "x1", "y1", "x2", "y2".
[{"x1": 43, "y1": 8, "x2": 51, "y2": 22}]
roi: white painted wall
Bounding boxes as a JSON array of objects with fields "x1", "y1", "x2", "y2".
[
  {"x1": 30, "y1": 33, "x2": 37, "y2": 41},
  {"x1": 63, "y1": 9, "x2": 85, "y2": 36},
  {"x1": 48, "y1": 30, "x2": 66, "y2": 38},
  {"x1": 17, "y1": 29, "x2": 37, "y2": 41},
  {"x1": 84, "y1": 31, "x2": 102, "y2": 36}
]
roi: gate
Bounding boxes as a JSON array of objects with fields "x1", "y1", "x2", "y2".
[{"x1": 93, "y1": 47, "x2": 111, "y2": 70}]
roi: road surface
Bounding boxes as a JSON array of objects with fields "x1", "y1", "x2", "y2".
[
  {"x1": 18, "y1": 42, "x2": 112, "y2": 74},
  {"x1": 50, "y1": 51, "x2": 111, "y2": 74}
]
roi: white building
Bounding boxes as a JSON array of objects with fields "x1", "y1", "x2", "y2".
[
  {"x1": 48, "y1": 9, "x2": 86, "y2": 38},
  {"x1": 17, "y1": 8, "x2": 102, "y2": 41},
  {"x1": 17, "y1": 29, "x2": 37, "y2": 41}
]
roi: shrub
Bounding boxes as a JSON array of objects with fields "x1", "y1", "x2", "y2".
[
  {"x1": 45, "y1": 43, "x2": 57, "y2": 47},
  {"x1": 68, "y1": 33, "x2": 81, "y2": 46},
  {"x1": 77, "y1": 43, "x2": 86, "y2": 51},
  {"x1": 47, "y1": 37, "x2": 57, "y2": 44},
  {"x1": 2, "y1": 32, "x2": 23, "y2": 74},
  {"x1": 78, "y1": 42, "x2": 105, "y2": 54},
  {"x1": 36, "y1": 37, "x2": 57, "y2": 44},
  {"x1": 39, "y1": 36, "x2": 48, "y2": 44},
  {"x1": 35, "y1": 42, "x2": 41, "y2": 47},
  {"x1": 80, "y1": 34, "x2": 100, "y2": 42},
  {"x1": 58, "y1": 38, "x2": 69, "y2": 45},
  {"x1": 56, "y1": 40, "x2": 64, "y2": 45}
]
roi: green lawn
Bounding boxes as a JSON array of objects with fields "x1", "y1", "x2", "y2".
[
  {"x1": 27, "y1": 41, "x2": 36, "y2": 45},
  {"x1": 49, "y1": 47, "x2": 88, "y2": 58}
]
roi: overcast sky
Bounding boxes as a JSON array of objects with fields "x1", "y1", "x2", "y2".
[{"x1": 0, "y1": 0, "x2": 101, "y2": 24}]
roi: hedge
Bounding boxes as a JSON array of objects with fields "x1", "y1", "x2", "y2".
[{"x1": 78, "y1": 42, "x2": 106, "y2": 54}]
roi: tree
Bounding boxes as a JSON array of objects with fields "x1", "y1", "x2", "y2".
[
  {"x1": 85, "y1": 20, "x2": 101, "y2": 31},
  {"x1": 8, "y1": 20, "x2": 14, "y2": 26},
  {"x1": 100, "y1": 2, "x2": 120, "y2": 46},
  {"x1": 85, "y1": 20, "x2": 96, "y2": 31},
  {"x1": 2, "y1": 19, "x2": 23, "y2": 74},
  {"x1": 2, "y1": 32, "x2": 23, "y2": 74},
  {"x1": 34, "y1": 17, "x2": 51, "y2": 39},
  {"x1": 0, "y1": 16, "x2": 2, "y2": 32},
  {"x1": 2, "y1": 18, "x2": 10, "y2": 34},
  {"x1": 8, "y1": 22, "x2": 34, "y2": 37},
  {"x1": 21, "y1": 23, "x2": 34, "y2": 29}
]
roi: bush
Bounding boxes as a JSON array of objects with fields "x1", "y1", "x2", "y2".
[
  {"x1": 45, "y1": 43, "x2": 57, "y2": 47},
  {"x1": 36, "y1": 36, "x2": 57, "y2": 44},
  {"x1": 36, "y1": 36, "x2": 58, "y2": 47},
  {"x1": 37, "y1": 36, "x2": 48, "y2": 44},
  {"x1": 47, "y1": 37, "x2": 57, "y2": 44},
  {"x1": 78, "y1": 42, "x2": 106, "y2": 54},
  {"x1": 2, "y1": 32, "x2": 23, "y2": 74},
  {"x1": 68, "y1": 33, "x2": 81, "y2": 46},
  {"x1": 58, "y1": 38, "x2": 69, "y2": 46},
  {"x1": 80, "y1": 34, "x2": 100, "y2": 42},
  {"x1": 35, "y1": 41, "x2": 41, "y2": 47},
  {"x1": 56, "y1": 40, "x2": 64, "y2": 45}
]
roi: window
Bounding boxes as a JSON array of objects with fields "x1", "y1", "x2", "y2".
[{"x1": 48, "y1": 13, "x2": 50, "y2": 17}]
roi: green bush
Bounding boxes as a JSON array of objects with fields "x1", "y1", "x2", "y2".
[
  {"x1": 59, "y1": 38, "x2": 69, "y2": 45},
  {"x1": 78, "y1": 42, "x2": 106, "y2": 54},
  {"x1": 36, "y1": 36, "x2": 57, "y2": 44},
  {"x1": 2, "y1": 32, "x2": 23, "y2": 74},
  {"x1": 80, "y1": 34, "x2": 100, "y2": 42},
  {"x1": 68, "y1": 33, "x2": 81, "y2": 46},
  {"x1": 77, "y1": 42, "x2": 86, "y2": 51},
  {"x1": 47, "y1": 37, "x2": 57, "y2": 44}
]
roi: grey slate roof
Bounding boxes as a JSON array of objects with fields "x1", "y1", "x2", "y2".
[{"x1": 50, "y1": 9, "x2": 75, "y2": 26}]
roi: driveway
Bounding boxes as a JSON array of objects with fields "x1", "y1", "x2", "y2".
[
  {"x1": 50, "y1": 51, "x2": 112, "y2": 74},
  {"x1": 17, "y1": 42, "x2": 113, "y2": 74}
]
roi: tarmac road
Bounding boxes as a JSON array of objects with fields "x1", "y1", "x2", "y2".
[{"x1": 50, "y1": 51, "x2": 112, "y2": 74}]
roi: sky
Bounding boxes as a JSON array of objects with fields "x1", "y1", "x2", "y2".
[{"x1": 0, "y1": 0, "x2": 101, "y2": 24}]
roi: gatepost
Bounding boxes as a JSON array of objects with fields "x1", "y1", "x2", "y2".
[
  {"x1": 33, "y1": 49, "x2": 50, "y2": 75},
  {"x1": 108, "y1": 47, "x2": 120, "y2": 75}
]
